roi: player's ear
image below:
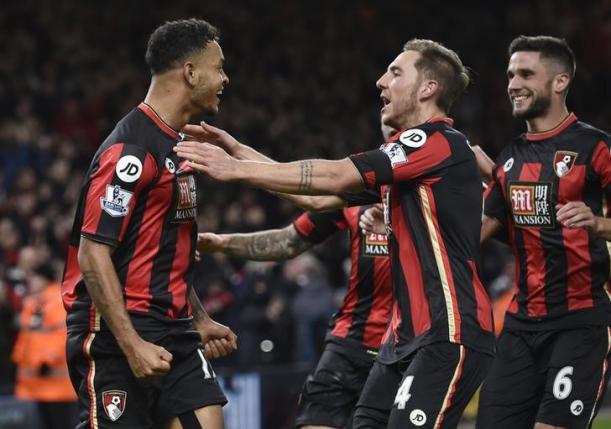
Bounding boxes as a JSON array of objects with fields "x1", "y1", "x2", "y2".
[
  {"x1": 420, "y1": 79, "x2": 439, "y2": 102},
  {"x1": 183, "y1": 61, "x2": 198, "y2": 87},
  {"x1": 553, "y1": 72, "x2": 570, "y2": 94}
]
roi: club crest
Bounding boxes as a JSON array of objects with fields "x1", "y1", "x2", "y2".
[
  {"x1": 102, "y1": 390, "x2": 127, "y2": 422},
  {"x1": 553, "y1": 151, "x2": 577, "y2": 177}
]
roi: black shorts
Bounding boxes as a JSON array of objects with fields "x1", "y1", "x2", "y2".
[
  {"x1": 295, "y1": 346, "x2": 374, "y2": 428},
  {"x1": 353, "y1": 342, "x2": 492, "y2": 429},
  {"x1": 477, "y1": 326, "x2": 611, "y2": 429},
  {"x1": 67, "y1": 327, "x2": 227, "y2": 429}
]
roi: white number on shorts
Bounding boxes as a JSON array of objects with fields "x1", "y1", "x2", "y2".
[
  {"x1": 553, "y1": 366, "x2": 574, "y2": 400},
  {"x1": 394, "y1": 375, "x2": 414, "y2": 410},
  {"x1": 197, "y1": 349, "x2": 214, "y2": 379}
]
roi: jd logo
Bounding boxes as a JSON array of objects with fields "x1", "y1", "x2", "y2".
[
  {"x1": 571, "y1": 400, "x2": 584, "y2": 416},
  {"x1": 116, "y1": 155, "x2": 143, "y2": 183},
  {"x1": 409, "y1": 409, "x2": 427, "y2": 426},
  {"x1": 399, "y1": 129, "x2": 427, "y2": 148}
]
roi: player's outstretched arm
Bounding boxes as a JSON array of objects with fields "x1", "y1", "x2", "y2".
[
  {"x1": 78, "y1": 237, "x2": 173, "y2": 378},
  {"x1": 174, "y1": 141, "x2": 364, "y2": 195},
  {"x1": 188, "y1": 288, "x2": 237, "y2": 359},
  {"x1": 470, "y1": 145, "x2": 495, "y2": 182},
  {"x1": 198, "y1": 224, "x2": 314, "y2": 261},
  {"x1": 182, "y1": 122, "x2": 345, "y2": 211},
  {"x1": 183, "y1": 121, "x2": 267, "y2": 162}
]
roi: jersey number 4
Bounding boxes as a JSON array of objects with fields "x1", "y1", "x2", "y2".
[{"x1": 394, "y1": 375, "x2": 415, "y2": 410}]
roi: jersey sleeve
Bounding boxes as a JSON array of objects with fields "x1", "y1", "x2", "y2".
[
  {"x1": 349, "y1": 130, "x2": 453, "y2": 188},
  {"x1": 591, "y1": 138, "x2": 611, "y2": 206},
  {"x1": 80, "y1": 143, "x2": 158, "y2": 246},
  {"x1": 292, "y1": 210, "x2": 347, "y2": 244},
  {"x1": 340, "y1": 189, "x2": 381, "y2": 206},
  {"x1": 483, "y1": 165, "x2": 508, "y2": 225}
]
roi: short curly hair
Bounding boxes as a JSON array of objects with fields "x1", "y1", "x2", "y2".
[{"x1": 145, "y1": 18, "x2": 220, "y2": 75}]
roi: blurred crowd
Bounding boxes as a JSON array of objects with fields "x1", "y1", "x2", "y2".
[{"x1": 1, "y1": 0, "x2": 610, "y2": 400}]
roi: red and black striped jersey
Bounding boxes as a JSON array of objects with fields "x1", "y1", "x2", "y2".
[
  {"x1": 484, "y1": 113, "x2": 611, "y2": 330},
  {"x1": 293, "y1": 206, "x2": 392, "y2": 358},
  {"x1": 347, "y1": 118, "x2": 495, "y2": 364},
  {"x1": 61, "y1": 103, "x2": 198, "y2": 332}
]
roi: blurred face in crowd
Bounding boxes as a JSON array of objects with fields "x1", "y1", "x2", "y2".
[
  {"x1": 376, "y1": 50, "x2": 423, "y2": 131},
  {"x1": 28, "y1": 273, "x2": 49, "y2": 295},
  {"x1": 188, "y1": 41, "x2": 229, "y2": 115},
  {"x1": 507, "y1": 51, "x2": 554, "y2": 120}
]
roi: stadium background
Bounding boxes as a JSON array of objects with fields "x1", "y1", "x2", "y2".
[{"x1": 0, "y1": 0, "x2": 610, "y2": 427}]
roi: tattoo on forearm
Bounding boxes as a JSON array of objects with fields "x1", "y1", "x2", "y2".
[
  {"x1": 298, "y1": 160, "x2": 313, "y2": 193},
  {"x1": 227, "y1": 227, "x2": 312, "y2": 260}
]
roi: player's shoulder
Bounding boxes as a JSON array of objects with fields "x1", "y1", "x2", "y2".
[
  {"x1": 494, "y1": 135, "x2": 523, "y2": 165},
  {"x1": 570, "y1": 120, "x2": 611, "y2": 144},
  {"x1": 96, "y1": 107, "x2": 174, "y2": 164},
  {"x1": 389, "y1": 120, "x2": 467, "y2": 151}
]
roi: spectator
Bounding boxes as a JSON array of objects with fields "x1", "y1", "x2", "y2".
[{"x1": 11, "y1": 264, "x2": 77, "y2": 429}]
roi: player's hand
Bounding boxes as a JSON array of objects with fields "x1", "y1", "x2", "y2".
[
  {"x1": 195, "y1": 318, "x2": 238, "y2": 359},
  {"x1": 174, "y1": 142, "x2": 241, "y2": 181},
  {"x1": 556, "y1": 201, "x2": 600, "y2": 232},
  {"x1": 197, "y1": 233, "x2": 227, "y2": 254},
  {"x1": 181, "y1": 121, "x2": 240, "y2": 154},
  {"x1": 123, "y1": 338, "x2": 173, "y2": 379},
  {"x1": 359, "y1": 204, "x2": 386, "y2": 235}
]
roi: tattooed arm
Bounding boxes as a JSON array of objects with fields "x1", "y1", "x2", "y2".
[
  {"x1": 78, "y1": 237, "x2": 173, "y2": 378},
  {"x1": 174, "y1": 141, "x2": 365, "y2": 195},
  {"x1": 198, "y1": 225, "x2": 314, "y2": 261},
  {"x1": 182, "y1": 122, "x2": 345, "y2": 211}
]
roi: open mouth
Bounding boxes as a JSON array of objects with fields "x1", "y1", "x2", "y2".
[
  {"x1": 380, "y1": 95, "x2": 390, "y2": 111},
  {"x1": 511, "y1": 94, "x2": 530, "y2": 107}
]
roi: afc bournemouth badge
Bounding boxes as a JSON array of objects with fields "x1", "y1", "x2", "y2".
[
  {"x1": 553, "y1": 151, "x2": 577, "y2": 177},
  {"x1": 103, "y1": 390, "x2": 127, "y2": 422}
]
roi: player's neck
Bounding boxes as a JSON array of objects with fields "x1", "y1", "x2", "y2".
[
  {"x1": 525, "y1": 103, "x2": 570, "y2": 134},
  {"x1": 401, "y1": 105, "x2": 446, "y2": 129},
  {"x1": 144, "y1": 79, "x2": 191, "y2": 131}
]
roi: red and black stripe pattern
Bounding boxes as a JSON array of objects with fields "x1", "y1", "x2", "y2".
[
  {"x1": 293, "y1": 207, "x2": 392, "y2": 353},
  {"x1": 484, "y1": 114, "x2": 611, "y2": 330},
  {"x1": 349, "y1": 119, "x2": 494, "y2": 364},
  {"x1": 62, "y1": 103, "x2": 198, "y2": 331}
]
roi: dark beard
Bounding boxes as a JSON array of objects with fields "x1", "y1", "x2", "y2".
[{"x1": 512, "y1": 91, "x2": 551, "y2": 120}]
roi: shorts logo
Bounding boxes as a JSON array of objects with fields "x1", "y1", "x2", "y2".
[
  {"x1": 571, "y1": 400, "x2": 584, "y2": 416},
  {"x1": 382, "y1": 143, "x2": 407, "y2": 168},
  {"x1": 399, "y1": 129, "x2": 427, "y2": 148},
  {"x1": 503, "y1": 157, "x2": 514, "y2": 172},
  {"x1": 172, "y1": 175, "x2": 197, "y2": 223},
  {"x1": 116, "y1": 155, "x2": 142, "y2": 183},
  {"x1": 553, "y1": 151, "x2": 577, "y2": 177},
  {"x1": 100, "y1": 185, "x2": 133, "y2": 217},
  {"x1": 409, "y1": 409, "x2": 427, "y2": 426},
  {"x1": 362, "y1": 232, "x2": 389, "y2": 257},
  {"x1": 102, "y1": 390, "x2": 126, "y2": 422},
  {"x1": 508, "y1": 181, "x2": 554, "y2": 228},
  {"x1": 165, "y1": 158, "x2": 176, "y2": 174}
]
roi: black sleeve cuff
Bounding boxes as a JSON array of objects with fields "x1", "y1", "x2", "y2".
[{"x1": 349, "y1": 150, "x2": 393, "y2": 188}]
